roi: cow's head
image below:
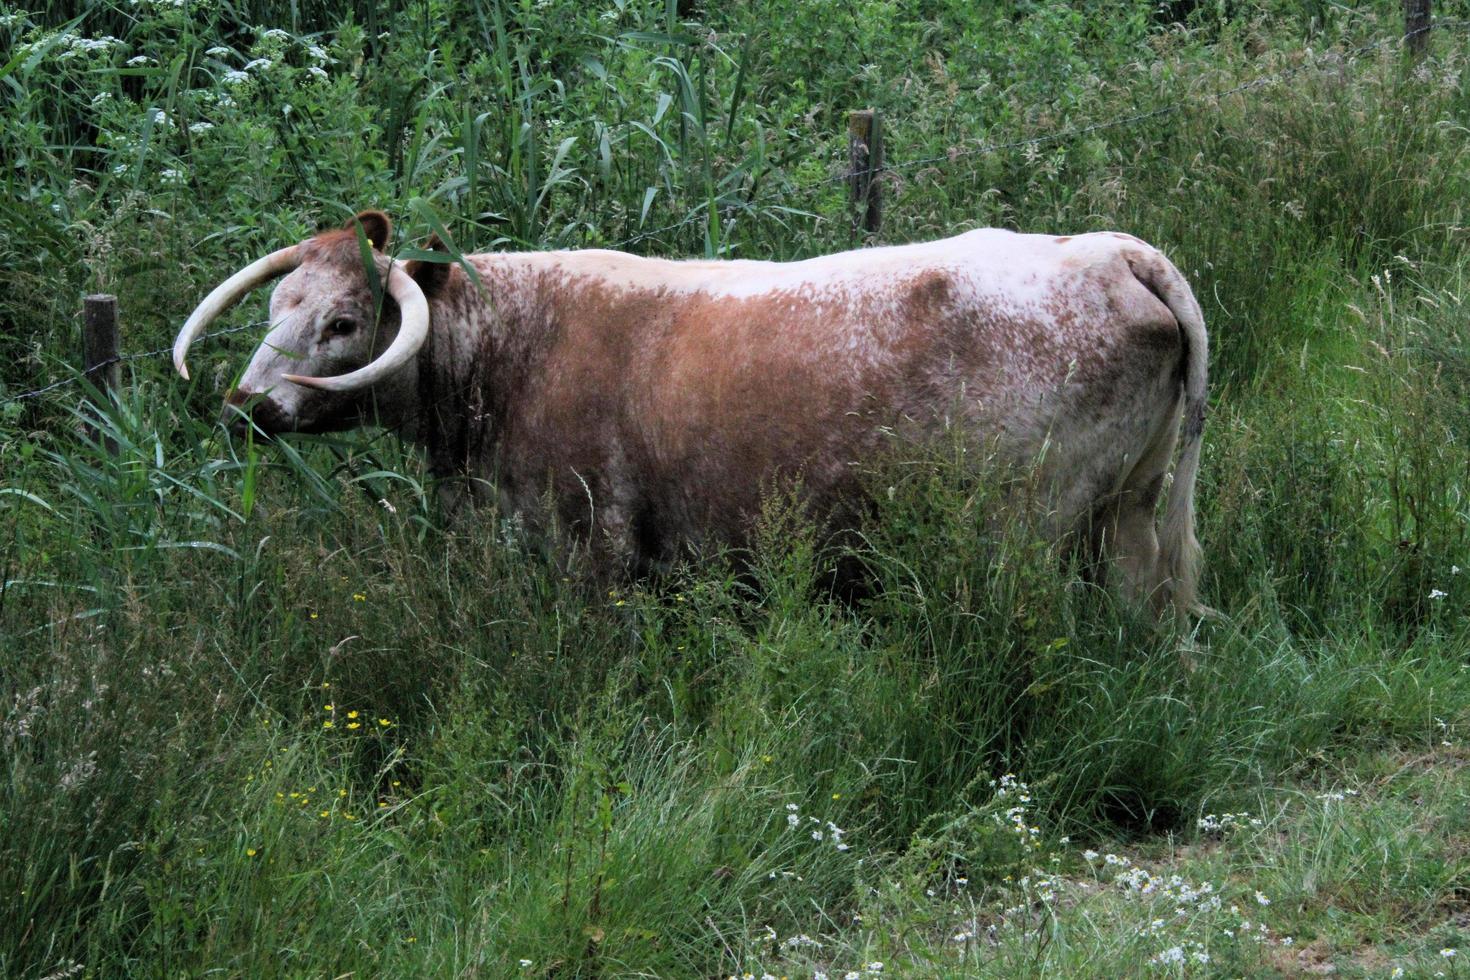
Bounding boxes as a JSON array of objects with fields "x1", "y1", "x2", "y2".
[{"x1": 172, "y1": 211, "x2": 431, "y2": 436}]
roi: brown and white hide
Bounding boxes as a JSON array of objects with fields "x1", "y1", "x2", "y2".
[{"x1": 175, "y1": 213, "x2": 1208, "y2": 615}]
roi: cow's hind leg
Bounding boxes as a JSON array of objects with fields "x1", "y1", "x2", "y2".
[{"x1": 1101, "y1": 409, "x2": 1181, "y2": 614}]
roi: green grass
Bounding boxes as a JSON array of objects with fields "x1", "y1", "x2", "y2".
[{"x1": 3, "y1": 0, "x2": 1470, "y2": 976}]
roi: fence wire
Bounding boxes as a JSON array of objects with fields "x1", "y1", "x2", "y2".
[
  {"x1": 3, "y1": 19, "x2": 1463, "y2": 408},
  {"x1": 3, "y1": 320, "x2": 266, "y2": 405}
]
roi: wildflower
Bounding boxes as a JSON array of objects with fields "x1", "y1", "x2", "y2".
[
  {"x1": 347, "y1": 710, "x2": 359, "y2": 719},
  {"x1": 127, "y1": 54, "x2": 152, "y2": 66},
  {"x1": 1429, "y1": 589, "x2": 1447, "y2": 600},
  {"x1": 242, "y1": 57, "x2": 272, "y2": 73},
  {"x1": 519, "y1": 961, "x2": 532, "y2": 968},
  {"x1": 261, "y1": 28, "x2": 290, "y2": 41},
  {"x1": 1083, "y1": 849, "x2": 1100, "y2": 862},
  {"x1": 787, "y1": 813, "x2": 800, "y2": 827},
  {"x1": 353, "y1": 592, "x2": 366, "y2": 602},
  {"x1": 322, "y1": 721, "x2": 334, "y2": 729},
  {"x1": 866, "y1": 964, "x2": 883, "y2": 974},
  {"x1": 1153, "y1": 947, "x2": 1185, "y2": 966},
  {"x1": 378, "y1": 718, "x2": 392, "y2": 727},
  {"x1": 310, "y1": 612, "x2": 318, "y2": 619},
  {"x1": 246, "y1": 848, "x2": 257, "y2": 857},
  {"x1": 325, "y1": 704, "x2": 334, "y2": 712},
  {"x1": 1443, "y1": 949, "x2": 1458, "y2": 959},
  {"x1": 205, "y1": 45, "x2": 232, "y2": 57},
  {"x1": 222, "y1": 69, "x2": 249, "y2": 85},
  {"x1": 319, "y1": 810, "x2": 329, "y2": 818},
  {"x1": 1255, "y1": 891, "x2": 1271, "y2": 906},
  {"x1": 347, "y1": 722, "x2": 361, "y2": 730}
]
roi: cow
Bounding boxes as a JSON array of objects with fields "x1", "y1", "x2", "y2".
[{"x1": 173, "y1": 211, "x2": 1208, "y2": 616}]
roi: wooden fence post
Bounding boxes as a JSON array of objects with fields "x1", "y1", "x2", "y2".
[
  {"x1": 848, "y1": 109, "x2": 883, "y2": 237},
  {"x1": 82, "y1": 294, "x2": 119, "y2": 451},
  {"x1": 1405, "y1": 0, "x2": 1431, "y2": 58}
]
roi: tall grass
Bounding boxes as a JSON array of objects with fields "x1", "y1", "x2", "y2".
[{"x1": 3, "y1": 0, "x2": 1469, "y2": 975}]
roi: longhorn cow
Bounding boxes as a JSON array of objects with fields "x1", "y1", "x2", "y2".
[{"x1": 174, "y1": 211, "x2": 1208, "y2": 614}]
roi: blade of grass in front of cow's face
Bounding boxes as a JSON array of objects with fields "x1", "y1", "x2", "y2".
[{"x1": 351, "y1": 219, "x2": 386, "y2": 353}]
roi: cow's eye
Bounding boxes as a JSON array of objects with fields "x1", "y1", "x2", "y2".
[{"x1": 325, "y1": 317, "x2": 357, "y2": 338}]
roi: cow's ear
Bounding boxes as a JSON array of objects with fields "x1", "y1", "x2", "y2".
[
  {"x1": 405, "y1": 234, "x2": 452, "y2": 298},
  {"x1": 345, "y1": 210, "x2": 393, "y2": 252}
]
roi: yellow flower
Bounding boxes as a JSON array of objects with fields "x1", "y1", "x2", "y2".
[
  {"x1": 344, "y1": 814, "x2": 357, "y2": 821},
  {"x1": 309, "y1": 612, "x2": 318, "y2": 620},
  {"x1": 323, "y1": 721, "x2": 334, "y2": 729},
  {"x1": 378, "y1": 718, "x2": 392, "y2": 727},
  {"x1": 353, "y1": 592, "x2": 366, "y2": 602},
  {"x1": 378, "y1": 801, "x2": 388, "y2": 808},
  {"x1": 324, "y1": 704, "x2": 334, "y2": 712},
  {"x1": 321, "y1": 681, "x2": 330, "y2": 688},
  {"x1": 246, "y1": 848, "x2": 258, "y2": 857},
  {"x1": 339, "y1": 789, "x2": 347, "y2": 797},
  {"x1": 347, "y1": 710, "x2": 359, "y2": 719},
  {"x1": 319, "y1": 810, "x2": 329, "y2": 818},
  {"x1": 347, "y1": 722, "x2": 361, "y2": 730}
]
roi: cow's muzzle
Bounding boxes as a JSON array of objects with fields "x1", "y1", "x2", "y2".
[{"x1": 221, "y1": 389, "x2": 291, "y2": 438}]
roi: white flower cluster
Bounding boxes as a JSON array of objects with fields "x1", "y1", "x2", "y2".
[
  {"x1": 1315, "y1": 788, "x2": 1360, "y2": 803},
  {"x1": 1150, "y1": 941, "x2": 1210, "y2": 967},
  {"x1": 990, "y1": 774, "x2": 1043, "y2": 855},
  {"x1": 784, "y1": 803, "x2": 850, "y2": 851},
  {"x1": 1196, "y1": 811, "x2": 1262, "y2": 836},
  {"x1": 57, "y1": 34, "x2": 121, "y2": 59}
]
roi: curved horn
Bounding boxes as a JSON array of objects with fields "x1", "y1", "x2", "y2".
[
  {"x1": 282, "y1": 260, "x2": 429, "y2": 392},
  {"x1": 174, "y1": 245, "x2": 301, "y2": 380}
]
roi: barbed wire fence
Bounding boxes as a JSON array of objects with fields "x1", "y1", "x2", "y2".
[{"x1": 1, "y1": 15, "x2": 1460, "y2": 410}]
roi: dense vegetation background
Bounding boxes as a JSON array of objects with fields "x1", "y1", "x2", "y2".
[{"x1": 3, "y1": 0, "x2": 1469, "y2": 975}]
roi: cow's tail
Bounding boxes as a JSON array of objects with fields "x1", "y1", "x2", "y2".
[{"x1": 1128, "y1": 248, "x2": 1209, "y2": 619}]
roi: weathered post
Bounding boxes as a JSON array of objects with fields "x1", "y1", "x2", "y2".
[
  {"x1": 82, "y1": 293, "x2": 119, "y2": 452},
  {"x1": 848, "y1": 109, "x2": 883, "y2": 237},
  {"x1": 1405, "y1": 0, "x2": 1431, "y2": 58}
]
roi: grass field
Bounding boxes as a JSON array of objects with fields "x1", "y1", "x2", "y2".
[{"x1": 2, "y1": 0, "x2": 1469, "y2": 976}]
